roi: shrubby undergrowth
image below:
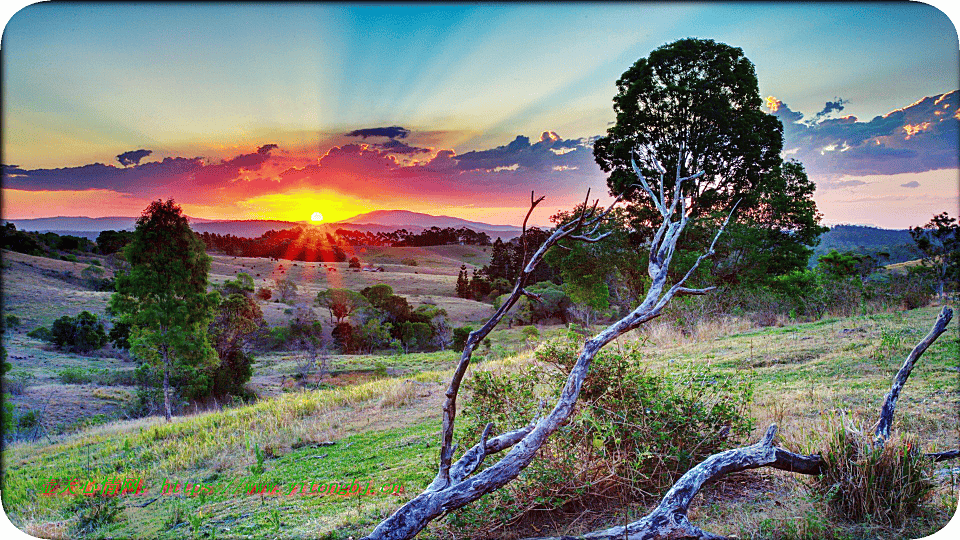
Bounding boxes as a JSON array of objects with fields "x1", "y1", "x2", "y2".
[{"x1": 449, "y1": 336, "x2": 755, "y2": 534}]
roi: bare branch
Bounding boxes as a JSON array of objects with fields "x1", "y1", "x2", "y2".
[
  {"x1": 874, "y1": 306, "x2": 953, "y2": 446},
  {"x1": 521, "y1": 288, "x2": 544, "y2": 303},
  {"x1": 675, "y1": 286, "x2": 717, "y2": 296},
  {"x1": 363, "y1": 152, "x2": 731, "y2": 540}
]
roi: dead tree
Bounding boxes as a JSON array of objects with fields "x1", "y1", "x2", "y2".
[
  {"x1": 362, "y1": 150, "x2": 740, "y2": 540},
  {"x1": 527, "y1": 306, "x2": 955, "y2": 540}
]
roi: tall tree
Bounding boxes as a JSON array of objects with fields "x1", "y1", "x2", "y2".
[
  {"x1": 110, "y1": 199, "x2": 219, "y2": 421},
  {"x1": 910, "y1": 212, "x2": 960, "y2": 299},
  {"x1": 593, "y1": 38, "x2": 824, "y2": 283}
]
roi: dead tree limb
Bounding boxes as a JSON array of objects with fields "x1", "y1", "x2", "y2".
[
  {"x1": 362, "y1": 150, "x2": 739, "y2": 540},
  {"x1": 874, "y1": 306, "x2": 953, "y2": 446}
]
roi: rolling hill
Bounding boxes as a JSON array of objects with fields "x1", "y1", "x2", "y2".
[{"x1": 6, "y1": 211, "x2": 523, "y2": 242}]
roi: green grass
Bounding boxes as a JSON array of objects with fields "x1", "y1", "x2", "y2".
[{"x1": 3, "y1": 305, "x2": 957, "y2": 539}]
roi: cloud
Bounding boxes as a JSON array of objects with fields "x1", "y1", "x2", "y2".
[
  {"x1": 378, "y1": 139, "x2": 430, "y2": 154},
  {"x1": 345, "y1": 126, "x2": 410, "y2": 139},
  {"x1": 768, "y1": 90, "x2": 959, "y2": 179},
  {"x1": 116, "y1": 149, "x2": 153, "y2": 167},
  {"x1": 812, "y1": 98, "x2": 847, "y2": 123},
  {"x1": 454, "y1": 132, "x2": 592, "y2": 172},
  {"x1": 901, "y1": 180, "x2": 920, "y2": 188}
]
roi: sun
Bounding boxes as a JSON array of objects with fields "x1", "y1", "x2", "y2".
[{"x1": 311, "y1": 212, "x2": 323, "y2": 222}]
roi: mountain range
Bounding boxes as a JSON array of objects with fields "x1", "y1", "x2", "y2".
[{"x1": 4, "y1": 210, "x2": 523, "y2": 241}]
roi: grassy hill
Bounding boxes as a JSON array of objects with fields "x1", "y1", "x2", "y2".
[
  {"x1": 2, "y1": 302, "x2": 956, "y2": 539},
  {"x1": 3, "y1": 243, "x2": 958, "y2": 539}
]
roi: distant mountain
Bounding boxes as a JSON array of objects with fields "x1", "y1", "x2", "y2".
[
  {"x1": 336, "y1": 210, "x2": 521, "y2": 233},
  {"x1": 5, "y1": 215, "x2": 216, "y2": 232},
  {"x1": 5, "y1": 211, "x2": 523, "y2": 241},
  {"x1": 810, "y1": 224, "x2": 919, "y2": 266}
]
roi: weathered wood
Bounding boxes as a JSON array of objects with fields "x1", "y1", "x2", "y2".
[
  {"x1": 874, "y1": 306, "x2": 953, "y2": 446},
  {"x1": 526, "y1": 426, "x2": 785, "y2": 540},
  {"x1": 361, "y1": 150, "x2": 740, "y2": 540}
]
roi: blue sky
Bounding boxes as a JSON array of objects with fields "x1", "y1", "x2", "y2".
[{"x1": 1, "y1": 2, "x2": 958, "y2": 228}]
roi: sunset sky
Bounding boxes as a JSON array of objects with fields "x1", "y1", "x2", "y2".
[{"x1": 2, "y1": 2, "x2": 958, "y2": 228}]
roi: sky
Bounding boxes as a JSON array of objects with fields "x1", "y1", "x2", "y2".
[{"x1": 1, "y1": 2, "x2": 958, "y2": 229}]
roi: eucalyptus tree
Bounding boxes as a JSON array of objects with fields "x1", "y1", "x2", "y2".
[{"x1": 110, "y1": 199, "x2": 219, "y2": 421}]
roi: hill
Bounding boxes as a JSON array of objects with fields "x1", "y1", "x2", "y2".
[
  {"x1": 337, "y1": 209, "x2": 519, "y2": 232},
  {"x1": 2, "y1": 305, "x2": 955, "y2": 539},
  {"x1": 811, "y1": 224, "x2": 919, "y2": 266},
  {"x1": 6, "y1": 211, "x2": 523, "y2": 241}
]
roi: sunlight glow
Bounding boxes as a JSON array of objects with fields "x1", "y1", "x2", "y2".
[{"x1": 311, "y1": 211, "x2": 324, "y2": 222}]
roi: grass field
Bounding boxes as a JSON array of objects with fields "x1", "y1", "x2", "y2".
[{"x1": 3, "y1": 293, "x2": 957, "y2": 538}]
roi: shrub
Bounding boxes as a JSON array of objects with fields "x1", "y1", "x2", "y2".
[
  {"x1": 810, "y1": 427, "x2": 934, "y2": 527},
  {"x1": 349, "y1": 257, "x2": 361, "y2": 269},
  {"x1": 452, "y1": 326, "x2": 474, "y2": 351},
  {"x1": 401, "y1": 258, "x2": 418, "y2": 266},
  {"x1": 3, "y1": 314, "x2": 21, "y2": 330},
  {"x1": 5, "y1": 370, "x2": 35, "y2": 395},
  {"x1": 69, "y1": 494, "x2": 123, "y2": 536},
  {"x1": 27, "y1": 326, "x2": 53, "y2": 342},
  {"x1": 58, "y1": 367, "x2": 93, "y2": 384},
  {"x1": 50, "y1": 311, "x2": 108, "y2": 353},
  {"x1": 256, "y1": 287, "x2": 272, "y2": 301},
  {"x1": 452, "y1": 338, "x2": 754, "y2": 532}
]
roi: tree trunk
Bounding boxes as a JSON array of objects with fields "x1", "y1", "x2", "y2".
[{"x1": 162, "y1": 345, "x2": 172, "y2": 422}]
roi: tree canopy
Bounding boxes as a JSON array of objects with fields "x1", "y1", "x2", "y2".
[{"x1": 593, "y1": 38, "x2": 825, "y2": 284}]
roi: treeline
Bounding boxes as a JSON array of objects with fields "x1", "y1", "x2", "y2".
[
  {"x1": 332, "y1": 226, "x2": 492, "y2": 247},
  {"x1": 1, "y1": 222, "x2": 95, "y2": 260},
  {"x1": 199, "y1": 227, "x2": 348, "y2": 262},
  {"x1": 198, "y1": 225, "x2": 494, "y2": 261},
  {"x1": 811, "y1": 224, "x2": 919, "y2": 266}
]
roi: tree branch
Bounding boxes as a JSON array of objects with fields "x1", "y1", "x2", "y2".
[{"x1": 874, "y1": 306, "x2": 953, "y2": 446}]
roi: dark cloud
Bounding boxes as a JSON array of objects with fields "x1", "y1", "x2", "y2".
[
  {"x1": 116, "y1": 149, "x2": 152, "y2": 167},
  {"x1": 345, "y1": 126, "x2": 410, "y2": 139},
  {"x1": 454, "y1": 132, "x2": 593, "y2": 172},
  {"x1": 901, "y1": 180, "x2": 920, "y2": 188},
  {"x1": 812, "y1": 98, "x2": 847, "y2": 123},
  {"x1": 378, "y1": 139, "x2": 430, "y2": 154},
  {"x1": 772, "y1": 90, "x2": 959, "y2": 178}
]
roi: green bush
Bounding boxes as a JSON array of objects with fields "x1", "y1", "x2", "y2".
[
  {"x1": 27, "y1": 326, "x2": 53, "y2": 342},
  {"x1": 452, "y1": 338, "x2": 754, "y2": 532},
  {"x1": 58, "y1": 367, "x2": 93, "y2": 384},
  {"x1": 3, "y1": 314, "x2": 21, "y2": 331},
  {"x1": 452, "y1": 326, "x2": 474, "y2": 351},
  {"x1": 401, "y1": 258, "x2": 418, "y2": 266},
  {"x1": 69, "y1": 494, "x2": 123, "y2": 536},
  {"x1": 50, "y1": 311, "x2": 108, "y2": 353}
]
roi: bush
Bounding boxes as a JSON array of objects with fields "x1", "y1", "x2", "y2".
[
  {"x1": 69, "y1": 494, "x2": 123, "y2": 536},
  {"x1": 401, "y1": 258, "x2": 418, "y2": 266},
  {"x1": 58, "y1": 367, "x2": 93, "y2": 384},
  {"x1": 27, "y1": 326, "x2": 53, "y2": 342},
  {"x1": 452, "y1": 326, "x2": 474, "y2": 351},
  {"x1": 810, "y1": 427, "x2": 934, "y2": 527},
  {"x1": 50, "y1": 311, "x2": 108, "y2": 353},
  {"x1": 3, "y1": 314, "x2": 20, "y2": 331},
  {"x1": 5, "y1": 371, "x2": 34, "y2": 395},
  {"x1": 256, "y1": 287, "x2": 272, "y2": 301},
  {"x1": 349, "y1": 257, "x2": 361, "y2": 269},
  {"x1": 452, "y1": 338, "x2": 754, "y2": 532}
]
